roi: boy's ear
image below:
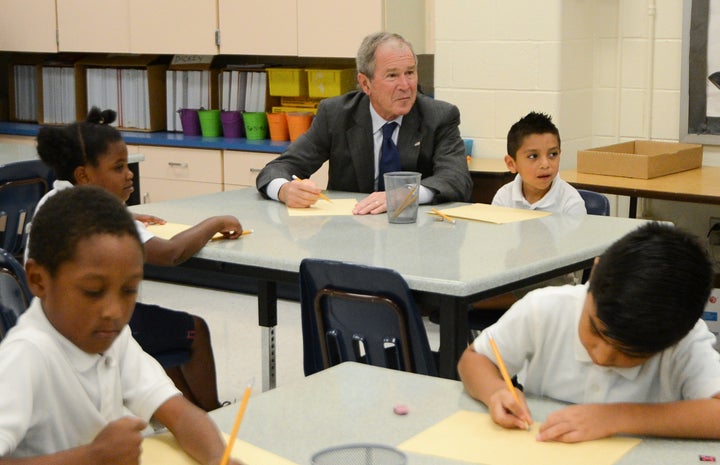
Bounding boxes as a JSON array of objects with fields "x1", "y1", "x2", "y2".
[
  {"x1": 74, "y1": 165, "x2": 90, "y2": 185},
  {"x1": 504, "y1": 154, "x2": 517, "y2": 173},
  {"x1": 24, "y1": 259, "x2": 48, "y2": 298}
]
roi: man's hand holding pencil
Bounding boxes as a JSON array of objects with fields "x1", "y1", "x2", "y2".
[{"x1": 278, "y1": 175, "x2": 330, "y2": 208}]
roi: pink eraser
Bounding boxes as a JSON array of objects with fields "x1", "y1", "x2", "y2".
[{"x1": 393, "y1": 404, "x2": 409, "y2": 415}]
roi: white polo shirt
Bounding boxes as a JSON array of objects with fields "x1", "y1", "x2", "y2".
[
  {"x1": 492, "y1": 174, "x2": 586, "y2": 215},
  {"x1": 0, "y1": 298, "x2": 179, "y2": 457},
  {"x1": 472, "y1": 284, "x2": 720, "y2": 404}
]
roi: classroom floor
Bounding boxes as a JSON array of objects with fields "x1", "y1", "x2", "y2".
[{"x1": 138, "y1": 280, "x2": 441, "y2": 402}]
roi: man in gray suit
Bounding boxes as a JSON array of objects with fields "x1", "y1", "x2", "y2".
[{"x1": 256, "y1": 31, "x2": 472, "y2": 214}]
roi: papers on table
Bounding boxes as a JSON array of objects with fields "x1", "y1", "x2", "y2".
[
  {"x1": 145, "y1": 222, "x2": 223, "y2": 241},
  {"x1": 434, "y1": 203, "x2": 552, "y2": 224},
  {"x1": 141, "y1": 432, "x2": 300, "y2": 465},
  {"x1": 399, "y1": 410, "x2": 640, "y2": 465},
  {"x1": 286, "y1": 198, "x2": 357, "y2": 216}
]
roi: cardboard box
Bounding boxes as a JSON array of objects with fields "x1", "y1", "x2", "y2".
[
  {"x1": 703, "y1": 289, "x2": 720, "y2": 350},
  {"x1": 577, "y1": 140, "x2": 703, "y2": 179}
]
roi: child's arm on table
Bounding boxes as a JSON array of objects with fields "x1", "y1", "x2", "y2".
[
  {"x1": 153, "y1": 395, "x2": 244, "y2": 465},
  {"x1": 145, "y1": 215, "x2": 242, "y2": 266},
  {"x1": 538, "y1": 395, "x2": 720, "y2": 443},
  {"x1": 132, "y1": 213, "x2": 166, "y2": 226},
  {"x1": 0, "y1": 416, "x2": 147, "y2": 465},
  {"x1": 457, "y1": 345, "x2": 533, "y2": 430}
]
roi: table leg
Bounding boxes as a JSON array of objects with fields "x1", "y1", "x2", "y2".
[
  {"x1": 629, "y1": 196, "x2": 638, "y2": 218},
  {"x1": 436, "y1": 296, "x2": 468, "y2": 380},
  {"x1": 258, "y1": 280, "x2": 278, "y2": 391}
]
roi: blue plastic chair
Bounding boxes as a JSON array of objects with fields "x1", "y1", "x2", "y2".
[
  {"x1": 0, "y1": 159, "x2": 54, "y2": 258},
  {"x1": 0, "y1": 248, "x2": 32, "y2": 341},
  {"x1": 300, "y1": 258, "x2": 437, "y2": 377},
  {"x1": 577, "y1": 189, "x2": 610, "y2": 216}
]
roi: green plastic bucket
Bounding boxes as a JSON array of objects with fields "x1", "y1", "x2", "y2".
[
  {"x1": 243, "y1": 112, "x2": 268, "y2": 140},
  {"x1": 198, "y1": 109, "x2": 222, "y2": 137}
]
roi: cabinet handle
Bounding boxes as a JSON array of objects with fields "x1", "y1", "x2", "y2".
[
  {"x1": 168, "y1": 162, "x2": 189, "y2": 168},
  {"x1": 249, "y1": 168, "x2": 261, "y2": 173}
]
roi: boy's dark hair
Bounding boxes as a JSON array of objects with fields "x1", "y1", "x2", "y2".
[
  {"x1": 506, "y1": 111, "x2": 560, "y2": 159},
  {"x1": 36, "y1": 107, "x2": 122, "y2": 183},
  {"x1": 588, "y1": 222, "x2": 713, "y2": 356},
  {"x1": 28, "y1": 186, "x2": 142, "y2": 276}
]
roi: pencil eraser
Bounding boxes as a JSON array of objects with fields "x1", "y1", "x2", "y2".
[
  {"x1": 699, "y1": 455, "x2": 716, "y2": 462},
  {"x1": 393, "y1": 404, "x2": 409, "y2": 415}
]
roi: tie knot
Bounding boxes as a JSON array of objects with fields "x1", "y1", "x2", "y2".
[{"x1": 382, "y1": 122, "x2": 398, "y2": 140}]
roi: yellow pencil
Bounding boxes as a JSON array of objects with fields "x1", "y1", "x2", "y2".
[
  {"x1": 210, "y1": 229, "x2": 253, "y2": 241},
  {"x1": 219, "y1": 380, "x2": 253, "y2": 465},
  {"x1": 291, "y1": 175, "x2": 332, "y2": 202},
  {"x1": 431, "y1": 208, "x2": 456, "y2": 224},
  {"x1": 489, "y1": 337, "x2": 529, "y2": 430}
]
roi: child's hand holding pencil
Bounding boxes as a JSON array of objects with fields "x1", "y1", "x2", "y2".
[{"x1": 488, "y1": 337, "x2": 533, "y2": 431}]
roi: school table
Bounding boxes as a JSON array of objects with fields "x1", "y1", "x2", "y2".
[
  {"x1": 208, "y1": 362, "x2": 716, "y2": 465},
  {"x1": 560, "y1": 166, "x2": 720, "y2": 218},
  {"x1": 129, "y1": 187, "x2": 652, "y2": 389}
]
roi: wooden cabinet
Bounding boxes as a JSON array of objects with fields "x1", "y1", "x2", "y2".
[
  {"x1": 56, "y1": 0, "x2": 217, "y2": 54},
  {"x1": 223, "y1": 150, "x2": 329, "y2": 191},
  {"x1": 218, "y1": 0, "x2": 297, "y2": 56},
  {"x1": 297, "y1": 0, "x2": 427, "y2": 57},
  {"x1": 0, "y1": 0, "x2": 57, "y2": 53},
  {"x1": 219, "y1": 0, "x2": 427, "y2": 57},
  {"x1": 139, "y1": 145, "x2": 223, "y2": 203},
  {"x1": 0, "y1": 135, "x2": 37, "y2": 158}
]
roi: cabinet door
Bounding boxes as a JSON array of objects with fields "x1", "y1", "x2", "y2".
[
  {"x1": 218, "y1": 0, "x2": 297, "y2": 55},
  {"x1": 224, "y1": 150, "x2": 328, "y2": 190},
  {"x1": 297, "y1": 0, "x2": 382, "y2": 57},
  {"x1": 0, "y1": 0, "x2": 57, "y2": 52},
  {"x1": 57, "y1": 0, "x2": 131, "y2": 52},
  {"x1": 140, "y1": 178, "x2": 222, "y2": 204},
  {"x1": 130, "y1": 0, "x2": 218, "y2": 54}
]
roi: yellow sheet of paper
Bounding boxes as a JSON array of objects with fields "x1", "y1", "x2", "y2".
[
  {"x1": 141, "y1": 432, "x2": 299, "y2": 465},
  {"x1": 435, "y1": 204, "x2": 551, "y2": 224},
  {"x1": 398, "y1": 411, "x2": 640, "y2": 465},
  {"x1": 145, "y1": 222, "x2": 223, "y2": 240},
  {"x1": 287, "y1": 198, "x2": 357, "y2": 216}
]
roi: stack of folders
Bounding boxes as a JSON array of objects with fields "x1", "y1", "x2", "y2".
[
  {"x1": 86, "y1": 68, "x2": 151, "y2": 130},
  {"x1": 220, "y1": 67, "x2": 268, "y2": 113},
  {"x1": 41, "y1": 66, "x2": 76, "y2": 124},
  {"x1": 165, "y1": 69, "x2": 213, "y2": 132},
  {"x1": 13, "y1": 65, "x2": 38, "y2": 122}
]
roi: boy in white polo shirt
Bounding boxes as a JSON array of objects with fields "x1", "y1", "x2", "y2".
[
  {"x1": 0, "y1": 187, "x2": 241, "y2": 464},
  {"x1": 458, "y1": 222, "x2": 720, "y2": 442},
  {"x1": 492, "y1": 111, "x2": 585, "y2": 214}
]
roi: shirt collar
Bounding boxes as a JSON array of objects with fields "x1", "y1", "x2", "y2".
[{"x1": 369, "y1": 103, "x2": 403, "y2": 135}]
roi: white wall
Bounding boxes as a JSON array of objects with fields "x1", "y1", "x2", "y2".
[{"x1": 433, "y1": 0, "x2": 720, "y2": 237}]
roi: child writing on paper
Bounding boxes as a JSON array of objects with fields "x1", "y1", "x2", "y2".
[
  {"x1": 492, "y1": 111, "x2": 585, "y2": 214},
  {"x1": 458, "y1": 222, "x2": 720, "y2": 443},
  {"x1": 0, "y1": 186, "x2": 242, "y2": 464},
  {"x1": 30, "y1": 107, "x2": 243, "y2": 411}
]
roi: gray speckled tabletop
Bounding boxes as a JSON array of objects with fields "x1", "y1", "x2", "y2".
[{"x1": 209, "y1": 363, "x2": 718, "y2": 465}]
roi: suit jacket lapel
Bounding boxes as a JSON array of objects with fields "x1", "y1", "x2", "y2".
[
  {"x1": 398, "y1": 104, "x2": 422, "y2": 170},
  {"x1": 347, "y1": 102, "x2": 375, "y2": 192}
]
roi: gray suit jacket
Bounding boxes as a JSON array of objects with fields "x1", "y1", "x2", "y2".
[{"x1": 256, "y1": 91, "x2": 472, "y2": 203}]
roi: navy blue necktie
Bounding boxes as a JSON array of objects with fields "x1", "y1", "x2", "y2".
[{"x1": 378, "y1": 122, "x2": 401, "y2": 191}]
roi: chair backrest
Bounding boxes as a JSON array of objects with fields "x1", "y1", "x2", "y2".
[
  {"x1": 300, "y1": 258, "x2": 437, "y2": 377},
  {"x1": 577, "y1": 189, "x2": 610, "y2": 216},
  {"x1": 0, "y1": 160, "x2": 54, "y2": 257},
  {"x1": 0, "y1": 248, "x2": 32, "y2": 342}
]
